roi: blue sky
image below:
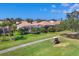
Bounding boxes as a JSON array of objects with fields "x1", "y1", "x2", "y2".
[{"x1": 0, "y1": 3, "x2": 79, "y2": 20}]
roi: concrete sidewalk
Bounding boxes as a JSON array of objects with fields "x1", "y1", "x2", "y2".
[{"x1": 0, "y1": 37, "x2": 53, "y2": 54}]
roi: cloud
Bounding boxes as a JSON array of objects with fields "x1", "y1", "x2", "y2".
[
  {"x1": 61, "y1": 3, "x2": 70, "y2": 7},
  {"x1": 40, "y1": 8, "x2": 47, "y2": 11},
  {"x1": 63, "y1": 10, "x2": 68, "y2": 14},
  {"x1": 76, "y1": 9, "x2": 79, "y2": 11},
  {"x1": 51, "y1": 9, "x2": 69, "y2": 14},
  {"x1": 51, "y1": 4, "x2": 79, "y2": 16},
  {"x1": 43, "y1": 8, "x2": 47, "y2": 11},
  {"x1": 51, "y1": 9, "x2": 56, "y2": 13},
  {"x1": 51, "y1": 9, "x2": 62, "y2": 13},
  {"x1": 51, "y1": 5, "x2": 56, "y2": 8},
  {"x1": 69, "y1": 3, "x2": 79, "y2": 11},
  {"x1": 61, "y1": 3, "x2": 79, "y2": 13},
  {"x1": 51, "y1": 3, "x2": 79, "y2": 14}
]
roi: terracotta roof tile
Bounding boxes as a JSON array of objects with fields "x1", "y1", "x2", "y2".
[
  {"x1": 17, "y1": 21, "x2": 61, "y2": 28},
  {"x1": 17, "y1": 21, "x2": 31, "y2": 28}
]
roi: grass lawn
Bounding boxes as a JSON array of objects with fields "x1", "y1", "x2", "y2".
[
  {"x1": 1, "y1": 36, "x2": 79, "y2": 56},
  {"x1": 0, "y1": 32, "x2": 61, "y2": 50}
]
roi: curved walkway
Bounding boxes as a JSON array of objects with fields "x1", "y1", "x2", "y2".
[{"x1": 0, "y1": 37, "x2": 53, "y2": 54}]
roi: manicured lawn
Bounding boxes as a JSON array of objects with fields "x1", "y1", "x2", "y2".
[
  {"x1": 0, "y1": 32, "x2": 60, "y2": 50},
  {"x1": 1, "y1": 36, "x2": 79, "y2": 56}
]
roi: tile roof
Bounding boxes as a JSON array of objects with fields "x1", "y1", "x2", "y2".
[
  {"x1": 17, "y1": 21, "x2": 31, "y2": 28},
  {"x1": 17, "y1": 20, "x2": 61, "y2": 28},
  {"x1": 38, "y1": 21, "x2": 50, "y2": 26}
]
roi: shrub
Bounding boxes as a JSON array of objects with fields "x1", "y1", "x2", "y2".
[
  {"x1": 31, "y1": 27, "x2": 40, "y2": 34},
  {"x1": 48, "y1": 25, "x2": 63, "y2": 32},
  {"x1": 31, "y1": 27, "x2": 36, "y2": 33},
  {"x1": 18, "y1": 27, "x2": 29, "y2": 35},
  {"x1": 48, "y1": 26, "x2": 56, "y2": 32},
  {"x1": 40, "y1": 27, "x2": 47, "y2": 33},
  {"x1": 14, "y1": 35, "x2": 24, "y2": 41}
]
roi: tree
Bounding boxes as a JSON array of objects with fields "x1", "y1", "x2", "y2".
[
  {"x1": 15, "y1": 18, "x2": 23, "y2": 22},
  {"x1": 35, "y1": 19, "x2": 44, "y2": 22},
  {"x1": 5, "y1": 18, "x2": 16, "y2": 40},
  {"x1": 60, "y1": 10, "x2": 79, "y2": 32},
  {"x1": 25, "y1": 18, "x2": 33, "y2": 24}
]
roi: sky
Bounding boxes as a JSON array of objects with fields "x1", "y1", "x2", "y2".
[{"x1": 0, "y1": 3, "x2": 79, "y2": 20}]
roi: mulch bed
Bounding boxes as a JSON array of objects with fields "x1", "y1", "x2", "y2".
[{"x1": 60, "y1": 32, "x2": 79, "y2": 39}]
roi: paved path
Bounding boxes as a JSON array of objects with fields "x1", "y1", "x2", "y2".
[{"x1": 0, "y1": 37, "x2": 53, "y2": 54}]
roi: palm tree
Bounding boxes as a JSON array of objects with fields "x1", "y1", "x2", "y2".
[{"x1": 5, "y1": 18, "x2": 16, "y2": 40}]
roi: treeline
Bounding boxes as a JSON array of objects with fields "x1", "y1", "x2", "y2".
[{"x1": 0, "y1": 18, "x2": 58, "y2": 22}]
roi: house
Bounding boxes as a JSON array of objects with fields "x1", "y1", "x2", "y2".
[
  {"x1": 50, "y1": 21, "x2": 60, "y2": 25},
  {"x1": 16, "y1": 20, "x2": 61, "y2": 29},
  {"x1": 0, "y1": 26, "x2": 10, "y2": 34},
  {"x1": 16, "y1": 21, "x2": 31, "y2": 29},
  {"x1": 38, "y1": 21, "x2": 50, "y2": 27},
  {"x1": 38, "y1": 21, "x2": 61, "y2": 26},
  {"x1": 32, "y1": 21, "x2": 39, "y2": 26}
]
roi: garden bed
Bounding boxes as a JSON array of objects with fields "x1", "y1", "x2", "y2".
[{"x1": 61, "y1": 32, "x2": 79, "y2": 39}]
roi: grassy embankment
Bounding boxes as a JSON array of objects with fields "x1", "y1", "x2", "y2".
[{"x1": 0, "y1": 31, "x2": 61, "y2": 50}]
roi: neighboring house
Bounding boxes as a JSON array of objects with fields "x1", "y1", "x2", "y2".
[
  {"x1": 31, "y1": 21, "x2": 41, "y2": 28},
  {"x1": 38, "y1": 21, "x2": 50, "y2": 27},
  {"x1": 39, "y1": 21, "x2": 61, "y2": 26},
  {"x1": 32, "y1": 21, "x2": 39, "y2": 26},
  {"x1": 49, "y1": 21, "x2": 60, "y2": 25},
  {"x1": 16, "y1": 20, "x2": 61, "y2": 29},
  {"x1": 16, "y1": 21, "x2": 31, "y2": 29},
  {"x1": 0, "y1": 20, "x2": 10, "y2": 34},
  {"x1": 0, "y1": 26, "x2": 10, "y2": 34}
]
